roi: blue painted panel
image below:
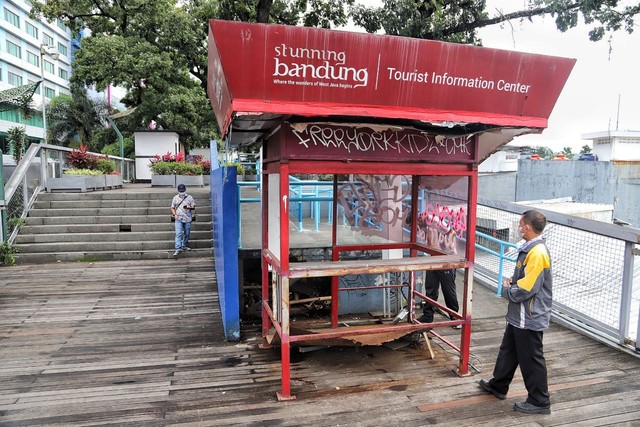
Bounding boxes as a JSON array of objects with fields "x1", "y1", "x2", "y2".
[{"x1": 210, "y1": 145, "x2": 240, "y2": 341}]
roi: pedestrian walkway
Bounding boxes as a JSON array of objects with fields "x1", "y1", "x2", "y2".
[{"x1": 1, "y1": 258, "x2": 638, "y2": 425}]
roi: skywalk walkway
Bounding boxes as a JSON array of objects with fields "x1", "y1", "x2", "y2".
[{"x1": 1, "y1": 258, "x2": 639, "y2": 425}]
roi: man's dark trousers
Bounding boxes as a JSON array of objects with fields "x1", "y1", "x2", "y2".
[
  {"x1": 489, "y1": 323, "x2": 550, "y2": 407},
  {"x1": 422, "y1": 269, "x2": 459, "y2": 322}
]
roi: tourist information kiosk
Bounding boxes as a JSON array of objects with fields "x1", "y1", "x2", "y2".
[{"x1": 208, "y1": 20, "x2": 575, "y2": 400}]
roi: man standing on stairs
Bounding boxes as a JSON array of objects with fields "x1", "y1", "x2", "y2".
[{"x1": 171, "y1": 183, "x2": 196, "y2": 257}]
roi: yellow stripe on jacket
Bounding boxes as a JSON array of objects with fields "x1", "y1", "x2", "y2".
[{"x1": 516, "y1": 244, "x2": 551, "y2": 292}]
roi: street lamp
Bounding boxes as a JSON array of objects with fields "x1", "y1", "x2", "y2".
[{"x1": 39, "y1": 44, "x2": 60, "y2": 144}]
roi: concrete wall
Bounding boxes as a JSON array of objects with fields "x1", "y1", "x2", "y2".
[
  {"x1": 479, "y1": 160, "x2": 639, "y2": 227},
  {"x1": 612, "y1": 163, "x2": 640, "y2": 226},
  {"x1": 515, "y1": 160, "x2": 613, "y2": 205},
  {"x1": 478, "y1": 172, "x2": 517, "y2": 202}
]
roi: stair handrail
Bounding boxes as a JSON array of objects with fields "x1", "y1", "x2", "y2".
[{"x1": 2, "y1": 143, "x2": 135, "y2": 243}]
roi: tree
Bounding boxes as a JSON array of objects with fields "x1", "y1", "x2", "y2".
[
  {"x1": 535, "y1": 146, "x2": 555, "y2": 159},
  {"x1": 580, "y1": 144, "x2": 592, "y2": 154},
  {"x1": 28, "y1": 0, "x2": 354, "y2": 150},
  {"x1": 46, "y1": 84, "x2": 109, "y2": 149},
  {"x1": 350, "y1": 1, "x2": 640, "y2": 44},
  {"x1": 29, "y1": 0, "x2": 640, "y2": 150},
  {"x1": 560, "y1": 146, "x2": 574, "y2": 159}
]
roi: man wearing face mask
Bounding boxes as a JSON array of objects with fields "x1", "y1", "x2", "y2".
[
  {"x1": 479, "y1": 210, "x2": 553, "y2": 415},
  {"x1": 171, "y1": 183, "x2": 196, "y2": 257}
]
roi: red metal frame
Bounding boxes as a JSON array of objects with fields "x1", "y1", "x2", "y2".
[{"x1": 259, "y1": 130, "x2": 478, "y2": 399}]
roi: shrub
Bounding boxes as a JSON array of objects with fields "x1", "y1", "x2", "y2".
[
  {"x1": 0, "y1": 241, "x2": 21, "y2": 265},
  {"x1": 149, "y1": 151, "x2": 207, "y2": 175},
  {"x1": 96, "y1": 157, "x2": 117, "y2": 174},
  {"x1": 67, "y1": 145, "x2": 99, "y2": 170}
]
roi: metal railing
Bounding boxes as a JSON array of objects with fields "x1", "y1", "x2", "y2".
[
  {"x1": 236, "y1": 179, "x2": 640, "y2": 354},
  {"x1": 1, "y1": 143, "x2": 135, "y2": 243},
  {"x1": 475, "y1": 199, "x2": 640, "y2": 355}
]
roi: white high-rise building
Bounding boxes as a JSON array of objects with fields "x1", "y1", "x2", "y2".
[{"x1": 1, "y1": 0, "x2": 72, "y2": 153}]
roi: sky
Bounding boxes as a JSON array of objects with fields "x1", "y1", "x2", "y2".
[
  {"x1": 476, "y1": 0, "x2": 640, "y2": 152},
  {"x1": 351, "y1": 0, "x2": 640, "y2": 153}
]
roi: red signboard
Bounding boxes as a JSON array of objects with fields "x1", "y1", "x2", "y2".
[
  {"x1": 208, "y1": 20, "x2": 575, "y2": 137},
  {"x1": 266, "y1": 123, "x2": 476, "y2": 163}
]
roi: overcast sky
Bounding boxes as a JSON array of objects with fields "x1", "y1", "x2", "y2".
[
  {"x1": 350, "y1": 0, "x2": 640, "y2": 153},
  {"x1": 477, "y1": 0, "x2": 640, "y2": 152}
]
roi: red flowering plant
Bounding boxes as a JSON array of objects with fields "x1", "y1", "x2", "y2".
[
  {"x1": 149, "y1": 151, "x2": 203, "y2": 175},
  {"x1": 65, "y1": 145, "x2": 118, "y2": 175}
]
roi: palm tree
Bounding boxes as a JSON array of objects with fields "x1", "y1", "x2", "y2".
[{"x1": 46, "y1": 84, "x2": 108, "y2": 149}]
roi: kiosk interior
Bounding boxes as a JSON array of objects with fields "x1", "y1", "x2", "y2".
[{"x1": 208, "y1": 20, "x2": 575, "y2": 400}]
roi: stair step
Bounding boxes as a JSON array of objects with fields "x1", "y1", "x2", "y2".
[
  {"x1": 32, "y1": 199, "x2": 208, "y2": 209},
  {"x1": 28, "y1": 206, "x2": 212, "y2": 217},
  {"x1": 13, "y1": 248, "x2": 213, "y2": 264},
  {"x1": 18, "y1": 223, "x2": 212, "y2": 234},
  {"x1": 37, "y1": 190, "x2": 212, "y2": 201},
  {"x1": 25, "y1": 215, "x2": 212, "y2": 225},
  {"x1": 14, "y1": 230, "x2": 212, "y2": 243},
  {"x1": 15, "y1": 239, "x2": 212, "y2": 253},
  {"x1": 13, "y1": 183, "x2": 216, "y2": 264}
]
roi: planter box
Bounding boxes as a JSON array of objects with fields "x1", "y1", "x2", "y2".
[
  {"x1": 105, "y1": 174, "x2": 124, "y2": 189},
  {"x1": 152, "y1": 174, "x2": 204, "y2": 187},
  {"x1": 176, "y1": 175, "x2": 204, "y2": 187},
  {"x1": 151, "y1": 175, "x2": 175, "y2": 187},
  {"x1": 46, "y1": 174, "x2": 122, "y2": 193}
]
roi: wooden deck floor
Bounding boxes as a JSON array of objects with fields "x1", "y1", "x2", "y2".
[{"x1": 1, "y1": 258, "x2": 639, "y2": 426}]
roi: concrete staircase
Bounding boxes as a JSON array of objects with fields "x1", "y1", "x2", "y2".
[{"x1": 13, "y1": 186, "x2": 213, "y2": 264}]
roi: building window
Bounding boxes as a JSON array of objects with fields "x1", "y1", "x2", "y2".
[
  {"x1": 8, "y1": 72, "x2": 23, "y2": 87},
  {"x1": 57, "y1": 42, "x2": 67, "y2": 56},
  {"x1": 45, "y1": 86, "x2": 55, "y2": 99},
  {"x1": 43, "y1": 60, "x2": 55, "y2": 74},
  {"x1": 27, "y1": 51, "x2": 39, "y2": 67},
  {"x1": 57, "y1": 18, "x2": 66, "y2": 30},
  {"x1": 6, "y1": 40, "x2": 21, "y2": 58},
  {"x1": 43, "y1": 33, "x2": 54, "y2": 47},
  {"x1": 4, "y1": 8, "x2": 19, "y2": 28},
  {"x1": 26, "y1": 21, "x2": 38, "y2": 38},
  {"x1": 59, "y1": 68, "x2": 68, "y2": 80}
]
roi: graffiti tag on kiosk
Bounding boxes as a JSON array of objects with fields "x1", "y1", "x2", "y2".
[
  {"x1": 291, "y1": 124, "x2": 472, "y2": 157},
  {"x1": 421, "y1": 203, "x2": 467, "y2": 233},
  {"x1": 338, "y1": 175, "x2": 411, "y2": 233},
  {"x1": 417, "y1": 203, "x2": 467, "y2": 254}
]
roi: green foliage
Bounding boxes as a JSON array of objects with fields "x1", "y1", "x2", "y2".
[
  {"x1": 561, "y1": 146, "x2": 574, "y2": 159},
  {"x1": 149, "y1": 161, "x2": 203, "y2": 175},
  {"x1": 8, "y1": 217, "x2": 26, "y2": 228},
  {"x1": 580, "y1": 144, "x2": 592, "y2": 154},
  {"x1": 64, "y1": 169, "x2": 103, "y2": 176},
  {"x1": 535, "y1": 146, "x2": 555, "y2": 160},
  {"x1": 101, "y1": 137, "x2": 135, "y2": 158},
  {"x1": 7, "y1": 126, "x2": 26, "y2": 163},
  {"x1": 96, "y1": 157, "x2": 117, "y2": 174},
  {"x1": 46, "y1": 84, "x2": 108, "y2": 148},
  {"x1": 0, "y1": 241, "x2": 21, "y2": 266},
  {"x1": 350, "y1": 1, "x2": 640, "y2": 43}
]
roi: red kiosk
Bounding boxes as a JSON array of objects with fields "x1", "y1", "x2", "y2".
[{"x1": 208, "y1": 20, "x2": 575, "y2": 400}]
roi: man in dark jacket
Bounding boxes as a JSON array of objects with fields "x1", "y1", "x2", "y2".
[{"x1": 479, "y1": 210, "x2": 553, "y2": 414}]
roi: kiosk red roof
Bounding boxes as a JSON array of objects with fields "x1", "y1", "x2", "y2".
[{"x1": 208, "y1": 20, "x2": 575, "y2": 147}]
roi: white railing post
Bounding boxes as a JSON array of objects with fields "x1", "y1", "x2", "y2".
[
  {"x1": 40, "y1": 146, "x2": 47, "y2": 191},
  {"x1": 619, "y1": 241, "x2": 635, "y2": 346}
]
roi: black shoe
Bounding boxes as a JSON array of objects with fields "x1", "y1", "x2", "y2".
[
  {"x1": 513, "y1": 401, "x2": 551, "y2": 414},
  {"x1": 417, "y1": 315, "x2": 433, "y2": 323},
  {"x1": 479, "y1": 379, "x2": 507, "y2": 400}
]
